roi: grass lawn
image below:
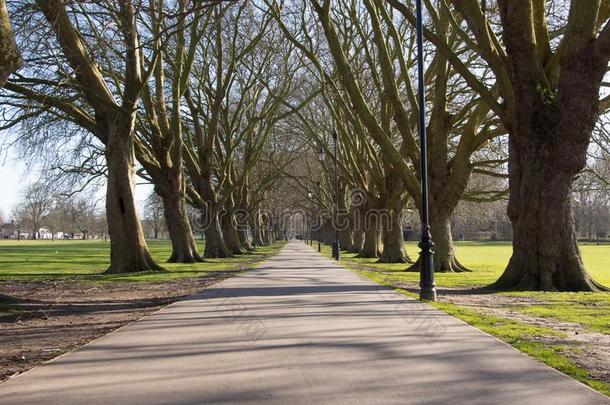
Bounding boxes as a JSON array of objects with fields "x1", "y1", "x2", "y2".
[
  {"x1": 320, "y1": 241, "x2": 610, "y2": 395},
  {"x1": 344, "y1": 241, "x2": 610, "y2": 288},
  {"x1": 0, "y1": 239, "x2": 286, "y2": 283}
]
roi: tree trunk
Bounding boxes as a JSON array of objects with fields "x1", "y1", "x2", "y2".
[
  {"x1": 203, "y1": 213, "x2": 231, "y2": 258},
  {"x1": 235, "y1": 209, "x2": 253, "y2": 251},
  {"x1": 261, "y1": 228, "x2": 272, "y2": 245},
  {"x1": 489, "y1": 26, "x2": 610, "y2": 291},
  {"x1": 161, "y1": 190, "x2": 203, "y2": 263},
  {"x1": 259, "y1": 213, "x2": 272, "y2": 245},
  {"x1": 237, "y1": 227, "x2": 253, "y2": 251},
  {"x1": 351, "y1": 228, "x2": 364, "y2": 253},
  {"x1": 337, "y1": 184, "x2": 353, "y2": 250},
  {"x1": 491, "y1": 141, "x2": 607, "y2": 291},
  {"x1": 251, "y1": 215, "x2": 263, "y2": 247},
  {"x1": 221, "y1": 210, "x2": 245, "y2": 254},
  {"x1": 431, "y1": 216, "x2": 468, "y2": 272},
  {"x1": 379, "y1": 209, "x2": 412, "y2": 263},
  {"x1": 0, "y1": 0, "x2": 22, "y2": 86},
  {"x1": 406, "y1": 214, "x2": 469, "y2": 273},
  {"x1": 339, "y1": 228, "x2": 353, "y2": 252},
  {"x1": 359, "y1": 224, "x2": 380, "y2": 258},
  {"x1": 150, "y1": 165, "x2": 204, "y2": 263},
  {"x1": 320, "y1": 221, "x2": 334, "y2": 245},
  {"x1": 104, "y1": 127, "x2": 162, "y2": 274}
]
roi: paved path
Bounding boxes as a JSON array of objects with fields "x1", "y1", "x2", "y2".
[{"x1": 0, "y1": 241, "x2": 607, "y2": 404}]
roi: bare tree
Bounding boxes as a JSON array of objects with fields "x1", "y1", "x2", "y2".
[
  {"x1": 181, "y1": 2, "x2": 306, "y2": 257},
  {"x1": 4, "y1": 0, "x2": 163, "y2": 273},
  {"x1": 10, "y1": 206, "x2": 24, "y2": 240},
  {"x1": 143, "y1": 192, "x2": 166, "y2": 240},
  {"x1": 19, "y1": 181, "x2": 55, "y2": 239}
]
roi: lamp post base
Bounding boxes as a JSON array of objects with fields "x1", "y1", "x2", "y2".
[
  {"x1": 332, "y1": 241, "x2": 340, "y2": 261},
  {"x1": 419, "y1": 286, "x2": 437, "y2": 301},
  {"x1": 418, "y1": 235, "x2": 436, "y2": 301}
]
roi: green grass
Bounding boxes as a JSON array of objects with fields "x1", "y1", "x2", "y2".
[
  {"x1": 438, "y1": 299, "x2": 610, "y2": 396},
  {"x1": 338, "y1": 241, "x2": 610, "y2": 288},
  {"x1": 504, "y1": 292, "x2": 610, "y2": 334},
  {"x1": 0, "y1": 239, "x2": 286, "y2": 283}
]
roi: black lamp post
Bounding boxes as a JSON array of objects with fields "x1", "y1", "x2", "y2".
[
  {"x1": 317, "y1": 147, "x2": 325, "y2": 252},
  {"x1": 415, "y1": 0, "x2": 436, "y2": 301},
  {"x1": 332, "y1": 130, "x2": 340, "y2": 261},
  {"x1": 307, "y1": 190, "x2": 313, "y2": 246},
  {"x1": 316, "y1": 181, "x2": 321, "y2": 252}
]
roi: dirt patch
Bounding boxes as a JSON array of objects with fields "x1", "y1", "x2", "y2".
[
  {"x1": 0, "y1": 270, "x2": 242, "y2": 383},
  {"x1": 383, "y1": 277, "x2": 610, "y2": 387}
]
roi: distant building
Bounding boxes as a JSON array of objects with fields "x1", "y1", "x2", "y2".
[
  {"x1": 38, "y1": 228, "x2": 53, "y2": 240},
  {"x1": 0, "y1": 222, "x2": 28, "y2": 239},
  {"x1": 1, "y1": 222, "x2": 15, "y2": 239}
]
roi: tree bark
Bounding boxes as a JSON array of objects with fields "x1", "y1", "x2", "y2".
[
  {"x1": 221, "y1": 209, "x2": 245, "y2": 254},
  {"x1": 259, "y1": 212, "x2": 272, "y2": 245},
  {"x1": 203, "y1": 213, "x2": 231, "y2": 258},
  {"x1": 339, "y1": 228, "x2": 354, "y2": 252},
  {"x1": 261, "y1": 228, "x2": 272, "y2": 245},
  {"x1": 159, "y1": 189, "x2": 203, "y2": 263},
  {"x1": 358, "y1": 219, "x2": 381, "y2": 258},
  {"x1": 351, "y1": 228, "x2": 364, "y2": 253},
  {"x1": 105, "y1": 126, "x2": 162, "y2": 274},
  {"x1": 406, "y1": 214, "x2": 469, "y2": 273},
  {"x1": 337, "y1": 184, "x2": 354, "y2": 250},
  {"x1": 347, "y1": 207, "x2": 364, "y2": 253},
  {"x1": 0, "y1": 0, "x2": 21, "y2": 86},
  {"x1": 234, "y1": 187, "x2": 253, "y2": 251},
  {"x1": 489, "y1": 5, "x2": 610, "y2": 291},
  {"x1": 237, "y1": 227, "x2": 253, "y2": 251},
  {"x1": 491, "y1": 136, "x2": 607, "y2": 291},
  {"x1": 250, "y1": 214, "x2": 263, "y2": 247},
  {"x1": 235, "y1": 208, "x2": 253, "y2": 251},
  {"x1": 431, "y1": 216, "x2": 470, "y2": 272},
  {"x1": 379, "y1": 209, "x2": 412, "y2": 263}
]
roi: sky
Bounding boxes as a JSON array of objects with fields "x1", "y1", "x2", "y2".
[
  {"x1": 0, "y1": 148, "x2": 153, "y2": 222},
  {"x1": 0, "y1": 154, "x2": 30, "y2": 219}
]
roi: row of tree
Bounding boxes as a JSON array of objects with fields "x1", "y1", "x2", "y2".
[
  {"x1": 266, "y1": 0, "x2": 610, "y2": 291},
  {"x1": 1, "y1": 0, "x2": 609, "y2": 291},
  {"x1": 1, "y1": 0, "x2": 305, "y2": 273}
]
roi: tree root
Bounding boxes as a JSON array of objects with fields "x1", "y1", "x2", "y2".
[
  {"x1": 489, "y1": 258, "x2": 610, "y2": 292},
  {"x1": 404, "y1": 257, "x2": 472, "y2": 273},
  {"x1": 167, "y1": 252, "x2": 205, "y2": 263}
]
